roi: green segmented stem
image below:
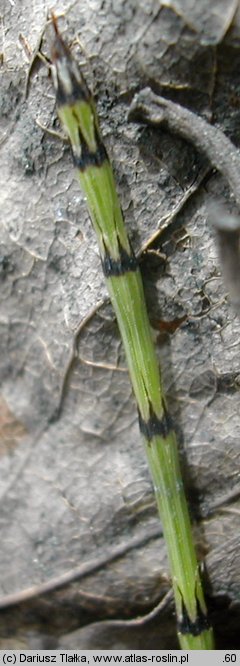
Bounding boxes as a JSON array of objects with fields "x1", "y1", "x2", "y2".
[{"x1": 51, "y1": 18, "x2": 214, "y2": 649}]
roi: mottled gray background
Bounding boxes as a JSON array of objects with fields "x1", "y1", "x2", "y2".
[{"x1": 1, "y1": 0, "x2": 240, "y2": 649}]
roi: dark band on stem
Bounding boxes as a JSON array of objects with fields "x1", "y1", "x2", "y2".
[
  {"x1": 73, "y1": 140, "x2": 108, "y2": 171},
  {"x1": 138, "y1": 403, "x2": 173, "y2": 441},
  {"x1": 56, "y1": 79, "x2": 91, "y2": 107},
  {"x1": 178, "y1": 597, "x2": 211, "y2": 637},
  {"x1": 102, "y1": 243, "x2": 138, "y2": 277},
  {"x1": 52, "y1": 18, "x2": 92, "y2": 107}
]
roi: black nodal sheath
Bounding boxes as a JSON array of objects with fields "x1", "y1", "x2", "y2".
[
  {"x1": 73, "y1": 140, "x2": 108, "y2": 171},
  {"x1": 138, "y1": 404, "x2": 173, "y2": 441},
  {"x1": 102, "y1": 243, "x2": 138, "y2": 277},
  {"x1": 52, "y1": 26, "x2": 91, "y2": 107},
  {"x1": 56, "y1": 73, "x2": 91, "y2": 107},
  {"x1": 178, "y1": 597, "x2": 211, "y2": 636},
  {"x1": 70, "y1": 107, "x2": 108, "y2": 172}
]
